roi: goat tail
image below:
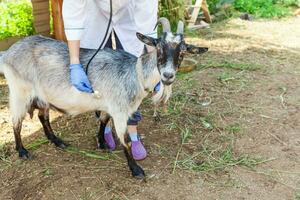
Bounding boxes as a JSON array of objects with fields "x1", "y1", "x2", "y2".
[
  {"x1": 152, "y1": 83, "x2": 172, "y2": 104},
  {"x1": 0, "y1": 51, "x2": 5, "y2": 74}
]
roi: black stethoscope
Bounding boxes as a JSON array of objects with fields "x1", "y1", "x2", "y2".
[{"x1": 85, "y1": 0, "x2": 113, "y2": 74}]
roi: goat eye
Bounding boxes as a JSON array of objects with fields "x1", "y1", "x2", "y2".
[
  {"x1": 179, "y1": 52, "x2": 185, "y2": 59},
  {"x1": 181, "y1": 49, "x2": 187, "y2": 55},
  {"x1": 176, "y1": 54, "x2": 184, "y2": 68}
]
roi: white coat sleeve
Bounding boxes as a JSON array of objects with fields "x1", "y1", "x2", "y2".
[
  {"x1": 134, "y1": 0, "x2": 158, "y2": 38},
  {"x1": 62, "y1": 0, "x2": 87, "y2": 41}
]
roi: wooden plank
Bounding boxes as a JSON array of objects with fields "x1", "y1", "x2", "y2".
[
  {"x1": 201, "y1": 0, "x2": 212, "y2": 23},
  {"x1": 34, "y1": 13, "x2": 50, "y2": 23},
  {"x1": 188, "y1": 0, "x2": 203, "y2": 27},
  {"x1": 32, "y1": 7, "x2": 48, "y2": 14},
  {"x1": 187, "y1": 0, "x2": 212, "y2": 28},
  {"x1": 39, "y1": 32, "x2": 51, "y2": 37},
  {"x1": 0, "y1": 37, "x2": 23, "y2": 51},
  {"x1": 34, "y1": 21, "x2": 49, "y2": 27},
  {"x1": 32, "y1": 0, "x2": 50, "y2": 35},
  {"x1": 32, "y1": 7, "x2": 49, "y2": 14},
  {"x1": 32, "y1": 1, "x2": 49, "y2": 10},
  {"x1": 35, "y1": 24, "x2": 50, "y2": 33},
  {"x1": 32, "y1": 0, "x2": 48, "y2": 3}
]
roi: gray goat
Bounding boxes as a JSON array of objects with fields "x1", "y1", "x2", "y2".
[{"x1": 0, "y1": 18, "x2": 208, "y2": 178}]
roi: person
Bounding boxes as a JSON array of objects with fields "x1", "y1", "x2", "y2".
[{"x1": 62, "y1": 0, "x2": 158, "y2": 160}]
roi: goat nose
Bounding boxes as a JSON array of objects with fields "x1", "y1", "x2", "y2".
[{"x1": 163, "y1": 72, "x2": 174, "y2": 79}]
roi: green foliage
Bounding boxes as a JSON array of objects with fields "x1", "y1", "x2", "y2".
[
  {"x1": 205, "y1": 0, "x2": 296, "y2": 19},
  {"x1": 207, "y1": 0, "x2": 221, "y2": 14},
  {"x1": 275, "y1": 0, "x2": 300, "y2": 7},
  {"x1": 159, "y1": 0, "x2": 185, "y2": 32},
  {"x1": 208, "y1": 0, "x2": 235, "y2": 14},
  {"x1": 234, "y1": 0, "x2": 292, "y2": 18},
  {"x1": 0, "y1": 0, "x2": 34, "y2": 40}
]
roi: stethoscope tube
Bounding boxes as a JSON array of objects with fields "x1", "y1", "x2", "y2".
[{"x1": 85, "y1": 0, "x2": 113, "y2": 74}]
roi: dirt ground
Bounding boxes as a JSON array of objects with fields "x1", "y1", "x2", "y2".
[{"x1": 0, "y1": 17, "x2": 299, "y2": 200}]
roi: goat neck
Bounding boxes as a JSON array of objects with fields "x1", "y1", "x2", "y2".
[{"x1": 136, "y1": 50, "x2": 160, "y2": 92}]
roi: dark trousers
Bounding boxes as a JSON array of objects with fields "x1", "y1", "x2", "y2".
[{"x1": 105, "y1": 31, "x2": 141, "y2": 126}]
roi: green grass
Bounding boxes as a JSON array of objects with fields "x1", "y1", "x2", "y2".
[
  {"x1": 79, "y1": 191, "x2": 97, "y2": 200},
  {"x1": 0, "y1": 144, "x2": 12, "y2": 171},
  {"x1": 25, "y1": 138, "x2": 120, "y2": 161},
  {"x1": 173, "y1": 125, "x2": 193, "y2": 173},
  {"x1": 200, "y1": 117, "x2": 214, "y2": 130},
  {"x1": 225, "y1": 123, "x2": 242, "y2": 134},
  {"x1": 198, "y1": 60, "x2": 262, "y2": 71},
  {"x1": 65, "y1": 146, "x2": 119, "y2": 160},
  {"x1": 178, "y1": 146, "x2": 273, "y2": 172},
  {"x1": 43, "y1": 168, "x2": 53, "y2": 176},
  {"x1": 218, "y1": 72, "x2": 236, "y2": 83},
  {"x1": 26, "y1": 138, "x2": 49, "y2": 150},
  {"x1": 155, "y1": 60, "x2": 273, "y2": 175},
  {"x1": 295, "y1": 191, "x2": 300, "y2": 200}
]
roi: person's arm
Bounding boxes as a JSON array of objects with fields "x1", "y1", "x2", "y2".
[
  {"x1": 68, "y1": 40, "x2": 80, "y2": 64},
  {"x1": 62, "y1": 0, "x2": 87, "y2": 43},
  {"x1": 62, "y1": 0, "x2": 93, "y2": 93}
]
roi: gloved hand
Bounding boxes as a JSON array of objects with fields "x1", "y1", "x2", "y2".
[{"x1": 69, "y1": 64, "x2": 93, "y2": 93}]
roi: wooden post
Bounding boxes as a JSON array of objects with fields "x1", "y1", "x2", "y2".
[
  {"x1": 188, "y1": 0, "x2": 203, "y2": 27},
  {"x1": 201, "y1": 0, "x2": 212, "y2": 23},
  {"x1": 31, "y1": 0, "x2": 50, "y2": 36},
  {"x1": 51, "y1": 0, "x2": 67, "y2": 41},
  {"x1": 186, "y1": 0, "x2": 211, "y2": 29}
]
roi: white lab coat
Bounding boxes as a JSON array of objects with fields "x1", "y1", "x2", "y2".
[{"x1": 62, "y1": 0, "x2": 158, "y2": 56}]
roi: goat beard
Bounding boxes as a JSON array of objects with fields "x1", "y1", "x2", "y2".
[{"x1": 152, "y1": 83, "x2": 172, "y2": 104}]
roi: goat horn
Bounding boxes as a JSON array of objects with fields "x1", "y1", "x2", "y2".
[
  {"x1": 176, "y1": 20, "x2": 184, "y2": 34},
  {"x1": 155, "y1": 17, "x2": 171, "y2": 32}
]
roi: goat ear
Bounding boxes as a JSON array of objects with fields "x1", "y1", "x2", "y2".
[
  {"x1": 136, "y1": 32, "x2": 158, "y2": 47},
  {"x1": 186, "y1": 44, "x2": 208, "y2": 54}
]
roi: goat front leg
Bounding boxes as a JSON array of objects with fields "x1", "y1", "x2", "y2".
[
  {"x1": 113, "y1": 113, "x2": 145, "y2": 179},
  {"x1": 153, "y1": 103, "x2": 161, "y2": 122},
  {"x1": 38, "y1": 108, "x2": 68, "y2": 149}
]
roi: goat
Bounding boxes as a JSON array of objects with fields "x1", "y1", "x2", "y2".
[{"x1": 0, "y1": 18, "x2": 208, "y2": 178}]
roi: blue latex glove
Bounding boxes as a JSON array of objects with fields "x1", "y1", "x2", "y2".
[{"x1": 70, "y1": 64, "x2": 93, "y2": 93}]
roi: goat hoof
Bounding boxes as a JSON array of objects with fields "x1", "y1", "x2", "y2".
[
  {"x1": 97, "y1": 144, "x2": 112, "y2": 153},
  {"x1": 97, "y1": 142, "x2": 108, "y2": 150},
  {"x1": 53, "y1": 138, "x2": 69, "y2": 149},
  {"x1": 154, "y1": 115, "x2": 161, "y2": 122},
  {"x1": 131, "y1": 165, "x2": 145, "y2": 179},
  {"x1": 57, "y1": 142, "x2": 69, "y2": 149},
  {"x1": 153, "y1": 113, "x2": 161, "y2": 122},
  {"x1": 134, "y1": 173, "x2": 146, "y2": 180},
  {"x1": 18, "y1": 148, "x2": 32, "y2": 160}
]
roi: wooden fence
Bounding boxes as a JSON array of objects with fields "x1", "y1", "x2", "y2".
[
  {"x1": 0, "y1": 0, "x2": 53, "y2": 51},
  {"x1": 0, "y1": 37, "x2": 23, "y2": 51},
  {"x1": 32, "y1": 0, "x2": 50, "y2": 37}
]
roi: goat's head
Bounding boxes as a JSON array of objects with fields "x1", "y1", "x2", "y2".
[{"x1": 136, "y1": 17, "x2": 208, "y2": 86}]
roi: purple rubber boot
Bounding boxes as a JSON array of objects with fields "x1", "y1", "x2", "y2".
[
  {"x1": 104, "y1": 127, "x2": 116, "y2": 150},
  {"x1": 130, "y1": 134, "x2": 147, "y2": 161}
]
